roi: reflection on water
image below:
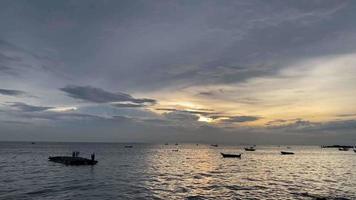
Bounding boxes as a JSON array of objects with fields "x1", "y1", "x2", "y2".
[{"x1": 0, "y1": 143, "x2": 355, "y2": 199}]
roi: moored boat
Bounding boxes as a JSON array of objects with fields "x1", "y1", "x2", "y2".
[
  {"x1": 338, "y1": 147, "x2": 349, "y2": 151},
  {"x1": 221, "y1": 153, "x2": 241, "y2": 158},
  {"x1": 244, "y1": 147, "x2": 256, "y2": 151},
  {"x1": 211, "y1": 144, "x2": 218, "y2": 147},
  {"x1": 281, "y1": 151, "x2": 294, "y2": 155}
]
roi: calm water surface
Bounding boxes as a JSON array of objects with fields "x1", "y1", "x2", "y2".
[{"x1": 0, "y1": 142, "x2": 355, "y2": 199}]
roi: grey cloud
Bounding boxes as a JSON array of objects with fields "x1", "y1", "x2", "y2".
[
  {"x1": 111, "y1": 103, "x2": 146, "y2": 108},
  {"x1": 0, "y1": 89, "x2": 26, "y2": 96},
  {"x1": 336, "y1": 113, "x2": 356, "y2": 118},
  {"x1": 163, "y1": 111, "x2": 199, "y2": 122},
  {"x1": 8, "y1": 102, "x2": 53, "y2": 112},
  {"x1": 156, "y1": 108, "x2": 219, "y2": 116},
  {"x1": 220, "y1": 115, "x2": 261, "y2": 123},
  {"x1": 60, "y1": 85, "x2": 156, "y2": 104},
  {"x1": 267, "y1": 119, "x2": 356, "y2": 132}
]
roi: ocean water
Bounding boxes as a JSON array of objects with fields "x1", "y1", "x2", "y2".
[{"x1": 0, "y1": 142, "x2": 355, "y2": 200}]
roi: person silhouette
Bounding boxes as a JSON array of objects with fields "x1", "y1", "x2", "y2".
[{"x1": 91, "y1": 153, "x2": 95, "y2": 161}]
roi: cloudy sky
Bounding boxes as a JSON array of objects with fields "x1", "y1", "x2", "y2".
[{"x1": 0, "y1": 0, "x2": 355, "y2": 144}]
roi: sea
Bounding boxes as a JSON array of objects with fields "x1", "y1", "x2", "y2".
[{"x1": 0, "y1": 142, "x2": 355, "y2": 200}]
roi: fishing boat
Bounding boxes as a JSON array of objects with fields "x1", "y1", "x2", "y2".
[
  {"x1": 221, "y1": 153, "x2": 241, "y2": 158},
  {"x1": 338, "y1": 147, "x2": 349, "y2": 151},
  {"x1": 244, "y1": 147, "x2": 256, "y2": 151},
  {"x1": 48, "y1": 155, "x2": 97, "y2": 165},
  {"x1": 211, "y1": 144, "x2": 218, "y2": 147},
  {"x1": 124, "y1": 145, "x2": 133, "y2": 148},
  {"x1": 281, "y1": 151, "x2": 294, "y2": 155}
]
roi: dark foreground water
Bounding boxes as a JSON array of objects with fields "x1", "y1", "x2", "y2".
[{"x1": 0, "y1": 142, "x2": 355, "y2": 200}]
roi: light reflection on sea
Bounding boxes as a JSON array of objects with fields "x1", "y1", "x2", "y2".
[{"x1": 0, "y1": 143, "x2": 355, "y2": 199}]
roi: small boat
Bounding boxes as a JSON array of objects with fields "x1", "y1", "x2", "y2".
[
  {"x1": 211, "y1": 144, "x2": 218, "y2": 147},
  {"x1": 221, "y1": 153, "x2": 241, "y2": 158},
  {"x1": 124, "y1": 145, "x2": 133, "y2": 148},
  {"x1": 175, "y1": 143, "x2": 178, "y2": 145},
  {"x1": 172, "y1": 149, "x2": 179, "y2": 152},
  {"x1": 281, "y1": 151, "x2": 294, "y2": 155},
  {"x1": 244, "y1": 147, "x2": 256, "y2": 151},
  {"x1": 48, "y1": 156, "x2": 97, "y2": 165},
  {"x1": 338, "y1": 147, "x2": 349, "y2": 151},
  {"x1": 165, "y1": 143, "x2": 169, "y2": 145}
]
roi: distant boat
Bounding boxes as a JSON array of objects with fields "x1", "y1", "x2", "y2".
[
  {"x1": 164, "y1": 143, "x2": 169, "y2": 145},
  {"x1": 31, "y1": 142, "x2": 36, "y2": 144},
  {"x1": 124, "y1": 145, "x2": 133, "y2": 148},
  {"x1": 244, "y1": 147, "x2": 256, "y2": 151},
  {"x1": 211, "y1": 144, "x2": 218, "y2": 147},
  {"x1": 175, "y1": 143, "x2": 178, "y2": 145},
  {"x1": 281, "y1": 151, "x2": 294, "y2": 155},
  {"x1": 172, "y1": 149, "x2": 179, "y2": 152},
  {"x1": 338, "y1": 147, "x2": 349, "y2": 151},
  {"x1": 221, "y1": 153, "x2": 241, "y2": 158}
]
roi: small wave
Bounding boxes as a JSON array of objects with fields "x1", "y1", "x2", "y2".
[
  {"x1": 185, "y1": 195, "x2": 207, "y2": 200},
  {"x1": 291, "y1": 192, "x2": 352, "y2": 200},
  {"x1": 26, "y1": 188, "x2": 55, "y2": 195}
]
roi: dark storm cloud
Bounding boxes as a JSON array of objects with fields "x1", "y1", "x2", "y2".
[
  {"x1": 8, "y1": 102, "x2": 53, "y2": 112},
  {"x1": 60, "y1": 85, "x2": 156, "y2": 104},
  {"x1": 0, "y1": 89, "x2": 26, "y2": 96}
]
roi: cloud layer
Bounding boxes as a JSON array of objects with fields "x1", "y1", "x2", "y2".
[{"x1": 0, "y1": 1, "x2": 356, "y2": 144}]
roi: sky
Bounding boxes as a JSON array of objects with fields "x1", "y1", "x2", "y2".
[{"x1": 0, "y1": 0, "x2": 355, "y2": 144}]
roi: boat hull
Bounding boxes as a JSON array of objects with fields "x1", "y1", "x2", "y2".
[
  {"x1": 281, "y1": 151, "x2": 294, "y2": 155},
  {"x1": 48, "y1": 156, "x2": 98, "y2": 166},
  {"x1": 221, "y1": 153, "x2": 241, "y2": 158}
]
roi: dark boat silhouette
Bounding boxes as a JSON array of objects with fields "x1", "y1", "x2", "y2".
[
  {"x1": 48, "y1": 156, "x2": 97, "y2": 165},
  {"x1": 338, "y1": 147, "x2": 349, "y2": 151},
  {"x1": 281, "y1": 151, "x2": 294, "y2": 155},
  {"x1": 221, "y1": 153, "x2": 241, "y2": 158},
  {"x1": 49, "y1": 152, "x2": 97, "y2": 166},
  {"x1": 211, "y1": 144, "x2": 218, "y2": 147},
  {"x1": 125, "y1": 145, "x2": 133, "y2": 148},
  {"x1": 244, "y1": 147, "x2": 256, "y2": 151}
]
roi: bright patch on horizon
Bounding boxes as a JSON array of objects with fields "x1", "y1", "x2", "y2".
[
  {"x1": 48, "y1": 107, "x2": 77, "y2": 112},
  {"x1": 198, "y1": 115, "x2": 213, "y2": 123}
]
